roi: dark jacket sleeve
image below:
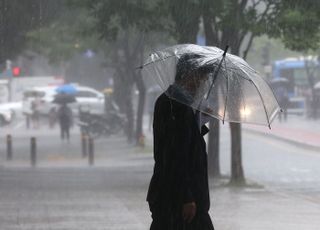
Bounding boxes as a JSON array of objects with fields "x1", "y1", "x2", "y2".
[
  {"x1": 148, "y1": 95, "x2": 202, "y2": 207},
  {"x1": 172, "y1": 105, "x2": 196, "y2": 204}
]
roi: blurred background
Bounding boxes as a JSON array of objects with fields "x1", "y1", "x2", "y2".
[{"x1": 0, "y1": 1, "x2": 319, "y2": 229}]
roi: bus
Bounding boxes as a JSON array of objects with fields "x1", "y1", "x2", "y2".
[{"x1": 272, "y1": 56, "x2": 320, "y2": 115}]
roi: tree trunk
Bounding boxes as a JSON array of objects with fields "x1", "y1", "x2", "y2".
[
  {"x1": 229, "y1": 122, "x2": 245, "y2": 185},
  {"x1": 112, "y1": 69, "x2": 135, "y2": 143},
  {"x1": 203, "y1": 12, "x2": 221, "y2": 178},
  {"x1": 207, "y1": 119, "x2": 221, "y2": 177},
  {"x1": 134, "y1": 71, "x2": 146, "y2": 144},
  {"x1": 227, "y1": 38, "x2": 247, "y2": 184},
  {"x1": 305, "y1": 60, "x2": 317, "y2": 118},
  {"x1": 125, "y1": 92, "x2": 135, "y2": 143}
]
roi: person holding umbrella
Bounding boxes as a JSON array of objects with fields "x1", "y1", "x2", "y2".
[
  {"x1": 53, "y1": 86, "x2": 77, "y2": 141},
  {"x1": 146, "y1": 53, "x2": 214, "y2": 230},
  {"x1": 57, "y1": 102, "x2": 73, "y2": 141},
  {"x1": 142, "y1": 44, "x2": 281, "y2": 230}
]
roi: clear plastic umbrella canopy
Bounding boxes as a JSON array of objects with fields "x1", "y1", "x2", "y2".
[{"x1": 142, "y1": 44, "x2": 281, "y2": 127}]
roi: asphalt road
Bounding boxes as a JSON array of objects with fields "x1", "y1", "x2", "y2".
[
  {"x1": 219, "y1": 126, "x2": 320, "y2": 200},
  {"x1": 0, "y1": 123, "x2": 320, "y2": 229}
]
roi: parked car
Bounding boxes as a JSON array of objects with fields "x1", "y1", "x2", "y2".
[
  {"x1": 0, "y1": 102, "x2": 22, "y2": 126},
  {"x1": 72, "y1": 86, "x2": 105, "y2": 115},
  {"x1": 22, "y1": 85, "x2": 105, "y2": 117}
]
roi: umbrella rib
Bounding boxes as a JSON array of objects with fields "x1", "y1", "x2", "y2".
[
  {"x1": 206, "y1": 56, "x2": 226, "y2": 100},
  {"x1": 236, "y1": 74, "x2": 247, "y2": 122},
  {"x1": 222, "y1": 60, "x2": 228, "y2": 124},
  {"x1": 259, "y1": 74, "x2": 283, "y2": 113},
  {"x1": 243, "y1": 66, "x2": 281, "y2": 127},
  {"x1": 137, "y1": 54, "x2": 177, "y2": 69},
  {"x1": 206, "y1": 46, "x2": 229, "y2": 100},
  {"x1": 250, "y1": 79, "x2": 271, "y2": 128},
  {"x1": 226, "y1": 61, "x2": 253, "y2": 81}
]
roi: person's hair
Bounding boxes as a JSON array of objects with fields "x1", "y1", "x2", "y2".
[{"x1": 175, "y1": 53, "x2": 215, "y2": 82}]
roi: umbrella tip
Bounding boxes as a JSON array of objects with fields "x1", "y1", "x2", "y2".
[{"x1": 223, "y1": 45, "x2": 229, "y2": 57}]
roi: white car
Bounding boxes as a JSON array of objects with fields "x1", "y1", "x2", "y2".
[
  {"x1": 0, "y1": 102, "x2": 22, "y2": 126},
  {"x1": 22, "y1": 85, "x2": 105, "y2": 116},
  {"x1": 70, "y1": 86, "x2": 105, "y2": 115}
]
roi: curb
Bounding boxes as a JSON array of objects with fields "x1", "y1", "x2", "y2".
[{"x1": 243, "y1": 128, "x2": 320, "y2": 152}]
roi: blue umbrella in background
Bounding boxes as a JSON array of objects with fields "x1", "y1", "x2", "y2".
[{"x1": 55, "y1": 84, "x2": 77, "y2": 95}]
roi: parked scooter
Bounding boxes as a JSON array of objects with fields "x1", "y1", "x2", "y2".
[{"x1": 78, "y1": 101, "x2": 126, "y2": 139}]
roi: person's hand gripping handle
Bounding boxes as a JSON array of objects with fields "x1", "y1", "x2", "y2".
[{"x1": 182, "y1": 202, "x2": 197, "y2": 223}]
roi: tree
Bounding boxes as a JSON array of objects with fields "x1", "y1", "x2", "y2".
[
  {"x1": 26, "y1": 7, "x2": 101, "y2": 77},
  {"x1": 270, "y1": 0, "x2": 320, "y2": 119},
  {"x1": 269, "y1": 0, "x2": 320, "y2": 52},
  {"x1": 200, "y1": 0, "x2": 320, "y2": 185},
  {"x1": 82, "y1": 0, "x2": 167, "y2": 143},
  {"x1": 200, "y1": 0, "x2": 274, "y2": 184},
  {"x1": 68, "y1": 0, "x2": 319, "y2": 182}
]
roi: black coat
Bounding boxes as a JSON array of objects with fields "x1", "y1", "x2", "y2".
[
  {"x1": 147, "y1": 91, "x2": 213, "y2": 229},
  {"x1": 58, "y1": 105, "x2": 73, "y2": 128}
]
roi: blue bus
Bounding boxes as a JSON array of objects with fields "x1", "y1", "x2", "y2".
[
  {"x1": 272, "y1": 57, "x2": 320, "y2": 114},
  {"x1": 272, "y1": 57, "x2": 320, "y2": 97}
]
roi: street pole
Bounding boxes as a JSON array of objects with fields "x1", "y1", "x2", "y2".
[
  {"x1": 30, "y1": 137, "x2": 37, "y2": 167},
  {"x1": 6, "y1": 134, "x2": 12, "y2": 161},
  {"x1": 5, "y1": 60, "x2": 12, "y2": 102},
  {"x1": 81, "y1": 133, "x2": 88, "y2": 158},
  {"x1": 88, "y1": 137, "x2": 94, "y2": 166}
]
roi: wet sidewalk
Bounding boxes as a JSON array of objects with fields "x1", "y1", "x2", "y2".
[
  {"x1": 1, "y1": 126, "x2": 320, "y2": 229},
  {"x1": 210, "y1": 183, "x2": 320, "y2": 230},
  {"x1": 1, "y1": 146, "x2": 320, "y2": 230},
  {"x1": 243, "y1": 115, "x2": 320, "y2": 151}
]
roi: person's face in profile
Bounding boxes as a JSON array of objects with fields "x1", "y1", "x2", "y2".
[{"x1": 182, "y1": 71, "x2": 209, "y2": 97}]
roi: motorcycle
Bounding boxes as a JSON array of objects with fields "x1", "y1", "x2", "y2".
[{"x1": 78, "y1": 102, "x2": 127, "y2": 139}]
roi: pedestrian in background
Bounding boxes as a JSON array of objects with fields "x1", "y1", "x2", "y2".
[
  {"x1": 275, "y1": 86, "x2": 289, "y2": 122},
  {"x1": 31, "y1": 96, "x2": 41, "y2": 129},
  {"x1": 58, "y1": 103, "x2": 73, "y2": 141}
]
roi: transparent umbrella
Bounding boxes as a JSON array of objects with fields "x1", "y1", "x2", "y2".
[{"x1": 141, "y1": 44, "x2": 281, "y2": 128}]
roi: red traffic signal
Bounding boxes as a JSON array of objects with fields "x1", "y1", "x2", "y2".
[{"x1": 12, "y1": 67, "x2": 21, "y2": 76}]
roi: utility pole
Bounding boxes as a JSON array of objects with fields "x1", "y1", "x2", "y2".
[{"x1": 5, "y1": 60, "x2": 12, "y2": 102}]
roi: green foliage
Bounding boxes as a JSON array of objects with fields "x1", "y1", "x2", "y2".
[
  {"x1": 84, "y1": 0, "x2": 165, "y2": 42},
  {"x1": 269, "y1": 0, "x2": 320, "y2": 51},
  {"x1": 199, "y1": 0, "x2": 278, "y2": 53},
  {"x1": 164, "y1": 0, "x2": 202, "y2": 43},
  {"x1": 0, "y1": 0, "x2": 63, "y2": 65},
  {"x1": 200, "y1": 0, "x2": 319, "y2": 54},
  {"x1": 27, "y1": 7, "x2": 101, "y2": 65}
]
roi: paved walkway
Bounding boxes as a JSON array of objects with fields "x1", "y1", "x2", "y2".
[
  {"x1": 0, "y1": 115, "x2": 319, "y2": 229},
  {"x1": 243, "y1": 115, "x2": 320, "y2": 151},
  {"x1": 1, "y1": 136, "x2": 319, "y2": 230}
]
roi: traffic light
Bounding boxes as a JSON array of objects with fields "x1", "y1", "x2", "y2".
[{"x1": 12, "y1": 67, "x2": 21, "y2": 76}]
